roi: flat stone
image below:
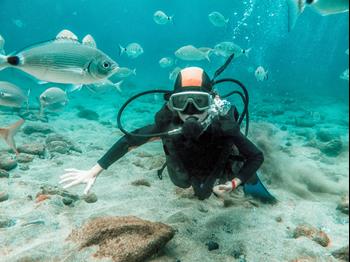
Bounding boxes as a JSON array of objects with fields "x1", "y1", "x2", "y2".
[
  {"x1": 321, "y1": 139, "x2": 343, "y2": 157},
  {"x1": 0, "y1": 154, "x2": 17, "y2": 171},
  {"x1": 18, "y1": 143, "x2": 45, "y2": 156},
  {"x1": 0, "y1": 169, "x2": 9, "y2": 178},
  {"x1": 45, "y1": 134, "x2": 82, "y2": 153},
  {"x1": 332, "y1": 245, "x2": 349, "y2": 261},
  {"x1": 0, "y1": 191, "x2": 9, "y2": 202},
  {"x1": 22, "y1": 123, "x2": 54, "y2": 135},
  {"x1": 16, "y1": 153, "x2": 35, "y2": 163},
  {"x1": 293, "y1": 224, "x2": 330, "y2": 247},
  {"x1": 337, "y1": 195, "x2": 349, "y2": 215},
  {"x1": 82, "y1": 193, "x2": 98, "y2": 203},
  {"x1": 68, "y1": 216, "x2": 175, "y2": 262}
]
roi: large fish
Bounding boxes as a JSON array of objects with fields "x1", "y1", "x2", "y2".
[
  {"x1": 0, "y1": 119, "x2": 24, "y2": 155},
  {"x1": 0, "y1": 30, "x2": 119, "y2": 86},
  {"x1": 0, "y1": 81, "x2": 28, "y2": 108},
  {"x1": 287, "y1": 0, "x2": 349, "y2": 31}
]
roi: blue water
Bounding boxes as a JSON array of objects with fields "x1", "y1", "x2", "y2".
[{"x1": 0, "y1": 0, "x2": 348, "y2": 102}]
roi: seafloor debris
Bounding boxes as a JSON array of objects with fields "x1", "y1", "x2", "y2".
[
  {"x1": 293, "y1": 224, "x2": 330, "y2": 247},
  {"x1": 68, "y1": 216, "x2": 175, "y2": 262}
]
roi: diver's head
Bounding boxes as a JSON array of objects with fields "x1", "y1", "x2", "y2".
[
  {"x1": 169, "y1": 67, "x2": 213, "y2": 120},
  {"x1": 168, "y1": 67, "x2": 214, "y2": 139}
]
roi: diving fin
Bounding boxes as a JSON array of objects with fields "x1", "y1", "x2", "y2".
[{"x1": 243, "y1": 172, "x2": 277, "y2": 204}]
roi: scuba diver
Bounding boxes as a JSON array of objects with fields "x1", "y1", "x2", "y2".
[{"x1": 60, "y1": 55, "x2": 276, "y2": 202}]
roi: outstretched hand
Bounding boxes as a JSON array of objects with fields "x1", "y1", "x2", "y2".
[{"x1": 59, "y1": 168, "x2": 97, "y2": 195}]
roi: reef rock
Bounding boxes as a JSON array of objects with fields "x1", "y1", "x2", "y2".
[
  {"x1": 18, "y1": 143, "x2": 45, "y2": 156},
  {"x1": 0, "y1": 154, "x2": 17, "y2": 171},
  {"x1": 0, "y1": 169, "x2": 9, "y2": 178},
  {"x1": 320, "y1": 139, "x2": 343, "y2": 157},
  {"x1": 337, "y1": 195, "x2": 349, "y2": 215},
  {"x1": 68, "y1": 216, "x2": 175, "y2": 262},
  {"x1": 45, "y1": 134, "x2": 82, "y2": 154},
  {"x1": 332, "y1": 245, "x2": 349, "y2": 261},
  {"x1": 22, "y1": 123, "x2": 54, "y2": 135},
  {"x1": 16, "y1": 153, "x2": 35, "y2": 163},
  {"x1": 293, "y1": 224, "x2": 330, "y2": 247}
]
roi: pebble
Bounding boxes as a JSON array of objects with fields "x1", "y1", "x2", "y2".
[
  {"x1": 0, "y1": 154, "x2": 18, "y2": 171},
  {"x1": 0, "y1": 169, "x2": 9, "y2": 178},
  {"x1": 62, "y1": 197, "x2": 74, "y2": 206},
  {"x1": 337, "y1": 195, "x2": 349, "y2": 215},
  {"x1": 0, "y1": 218, "x2": 16, "y2": 228},
  {"x1": 0, "y1": 191, "x2": 9, "y2": 202},
  {"x1": 82, "y1": 193, "x2": 98, "y2": 203},
  {"x1": 206, "y1": 241, "x2": 219, "y2": 251}
]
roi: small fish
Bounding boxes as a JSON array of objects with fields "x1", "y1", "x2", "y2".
[
  {"x1": 0, "y1": 119, "x2": 24, "y2": 155},
  {"x1": 39, "y1": 87, "x2": 68, "y2": 114},
  {"x1": 12, "y1": 19, "x2": 25, "y2": 28},
  {"x1": 255, "y1": 66, "x2": 269, "y2": 82},
  {"x1": 0, "y1": 81, "x2": 28, "y2": 108},
  {"x1": 114, "y1": 67, "x2": 137, "y2": 78},
  {"x1": 175, "y1": 45, "x2": 210, "y2": 62},
  {"x1": 214, "y1": 42, "x2": 251, "y2": 58},
  {"x1": 169, "y1": 67, "x2": 182, "y2": 81},
  {"x1": 208, "y1": 11, "x2": 229, "y2": 27},
  {"x1": 87, "y1": 80, "x2": 124, "y2": 93},
  {"x1": 119, "y1": 43, "x2": 144, "y2": 59},
  {"x1": 346, "y1": 49, "x2": 349, "y2": 55},
  {"x1": 287, "y1": 0, "x2": 349, "y2": 31},
  {"x1": 159, "y1": 57, "x2": 174, "y2": 68},
  {"x1": 0, "y1": 30, "x2": 119, "y2": 86},
  {"x1": 153, "y1": 10, "x2": 174, "y2": 25},
  {"x1": 0, "y1": 34, "x2": 5, "y2": 55},
  {"x1": 340, "y1": 69, "x2": 349, "y2": 81}
]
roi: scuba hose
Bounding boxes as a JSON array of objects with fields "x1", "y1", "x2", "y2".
[{"x1": 116, "y1": 54, "x2": 250, "y2": 138}]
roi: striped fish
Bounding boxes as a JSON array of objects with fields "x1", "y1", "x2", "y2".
[{"x1": 0, "y1": 30, "x2": 119, "y2": 86}]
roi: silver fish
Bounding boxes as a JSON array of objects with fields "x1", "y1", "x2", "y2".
[
  {"x1": 175, "y1": 45, "x2": 210, "y2": 61},
  {"x1": 39, "y1": 87, "x2": 68, "y2": 114},
  {"x1": 169, "y1": 67, "x2": 182, "y2": 81},
  {"x1": 208, "y1": 12, "x2": 229, "y2": 27},
  {"x1": 159, "y1": 57, "x2": 174, "y2": 68},
  {"x1": 255, "y1": 66, "x2": 269, "y2": 82},
  {"x1": 214, "y1": 42, "x2": 251, "y2": 58},
  {"x1": 340, "y1": 69, "x2": 349, "y2": 81},
  {"x1": 119, "y1": 43, "x2": 144, "y2": 59},
  {"x1": 0, "y1": 119, "x2": 24, "y2": 155},
  {"x1": 113, "y1": 67, "x2": 137, "y2": 78},
  {"x1": 0, "y1": 30, "x2": 119, "y2": 85},
  {"x1": 287, "y1": 0, "x2": 349, "y2": 31},
  {"x1": 153, "y1": 10, "x2": 173, "y2": 25},
  {"x1": 0, "y1": 81, "x2": 28, "y2": 108},
  {"x1": 0, "y1": 34, "x2": 5, "y2": 55}
]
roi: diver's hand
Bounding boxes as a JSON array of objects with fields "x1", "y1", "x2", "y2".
[
  {"x1": 59, "y1": 164, "x2": 104, "y2": 195},
  {"x1": 213, "y1": 178, "x2": 242, "y2": 197}
]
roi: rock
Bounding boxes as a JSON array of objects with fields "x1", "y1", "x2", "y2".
[
  {"x1": 231, "y1": 243, "x2": 246, "y2": 259},
  {"x1": 320, "y1": 139, "x2": 343, "y2": 157},
  {"x1": 206, "y1": 241, "x2": 219, "y2": 251},
  {"x1": 332, "y1": 245, "x2": 349, "y2": 261},
  {"x1": 131, "y1": 179, "x2": 151, "y2": 187},
  {"x1": 280, "y1": 125, "x2": 288, "y2": 131},
  {"x1": 337, "y1": 195, "x2": 349, "y2": 215},
  {"x1": 77, "y1": 109, "x2": 99, "y2": 121},
  {"x1": 18, "y1": 143, "x2": 45, "y2": 156},
  {"x1": 0, "y1": 169, "x2": 9, "y2": 178},
  {"x1": 0, "y1": 191, "x2": 9, "y2": 202},
  {"x1": 62, "y1": 197, "x2": 74, "y2": 206},
  {"x1": 22, "y1": 123, "x2": 54, "y2": 135},
  {"x1": 16, "y1": 153, "x2": 35, "y2": 163},
  {"x1": 0, "y1": 154, "x2": 17, "y2": 171},
  {"x1": 166, "y1": 211, "x2": 190, "y2": 224},
  {"x1": 291, "y1": 257, "x2": 318, "y2": 262},
  {"x1": 39, "y1": 185, "x2": 80, "y2": 201},
  {"x1": 275, "y1": 216, "x2": 283, "y2": 223},
  {"x1": 45, "y1": 134, "x2": 82, "y2": 153},
  {"x1": 295, "y1": 118, "x2": 316, "y2": 128},
  {"x1": 68, "y1": 216, "x2": 175, "y2": 262},
  {"x1": 0, "y1": 218, "x2": 16, "y2": 228},
  {"x1": 316, "y1": 129, "x2": 335, "y2": 142},
  {"x1": 82, "y1": 193, "x2": 98, "y2": 203},
  {"x1": 19, "y1": 164, "x2": 30, "y2": 171},
  {"x1": 293, "y1": 224, "x2": 330, "y2": 247}
]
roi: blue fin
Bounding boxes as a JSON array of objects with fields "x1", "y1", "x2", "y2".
[{"x1": 243, "y1": 173, "x2": 277, "y2": 204}]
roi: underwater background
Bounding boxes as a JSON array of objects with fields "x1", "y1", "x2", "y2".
[{"x1": 0, "y1": 0, "x2": 349, "y2": 261}]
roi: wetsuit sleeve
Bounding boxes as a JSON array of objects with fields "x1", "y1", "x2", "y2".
[
  {"x1": 229, "y1": 127, "x2": 264, "y2": 184},
  {"x1": 215, "y1": 106, "x2": 264, "y2": 184},
  {"x1": 97, "y1": 125, "x2": 161, "y2": 170}
]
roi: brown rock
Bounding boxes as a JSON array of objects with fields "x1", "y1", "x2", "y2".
[
  {"x1": 68, "y1": 216, "x2": 175, "y2": 262},
  {"x1": 18, "y1": 143, "x2": 45, "y2": 156},
  {"x1": 16, "y1": 153, "x2": 35, "y2": 163},
  {"x1": 332, "y1": 245, "x2": 349, "y2": 261},
  {"x1": 0, "y1": 154, "x2": 17, "y2": 171},
  {"x1": 293, "y1": 224, "x2": 330, "y2": 247}
]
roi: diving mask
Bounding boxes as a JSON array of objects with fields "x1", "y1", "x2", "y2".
[{"x1": 168, "y1": 91, "x2": 213, "y2": 112}]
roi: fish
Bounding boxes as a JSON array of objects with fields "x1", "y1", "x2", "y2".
[
  {"x1": 346, "y1": 49, "x2": 349, "y2": 55},
  {"x1": 0, "y1": 119, "x2": 24, "y2": 155},
  {"x1": 340, "y1": 69, "x2": 349, "y2": 81},
  {"x1": 287, "y1": 0, "x2": 349, "y2": 31},
  {"x1": 208, "y1": 11, "x2": 229, "y2": 27},
  {"x1": 159, "y1": 57, "x2": 174, "y2": 68},
  {"x1": 214, "y1": 42, "x2": 251, "y2": 58},
  {"x1": 153, "y1": 10, "x2": 173, "y2": 25},
  {"x1": 0, "y1": 34, "x2": 5, "y2": 55},
  {"x1": 39, "y1": 87, "x2": 68, "y2": 114},
  {"x1": 0, "y1": 81, "x2": 28, "y2": 108},
  {"x1": 0, "y1": 30, "x2": 119, "y2": 87},
  {"x1": 255, "y1": 66, "x2": 269, "y2": 82},
  {"x1": 175, "y1": 45, "x2": 210, "y2": 62},
  {"x1": 113, "y1": 67, "x2": 137, "y2": 78},
  {"x1": 169, "y1": 67, "x2": 182, "y2": 81},
  {"x1": 119, "y1": 43, "x2": 144, "y2": 59},
  {"x1": 87, "y1": 80, "x2": 124, "y2": 93}
]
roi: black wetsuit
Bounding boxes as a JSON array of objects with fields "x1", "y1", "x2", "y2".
[{"x1": 98, "y1": 105, "x2": 264, "y2": 200}]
